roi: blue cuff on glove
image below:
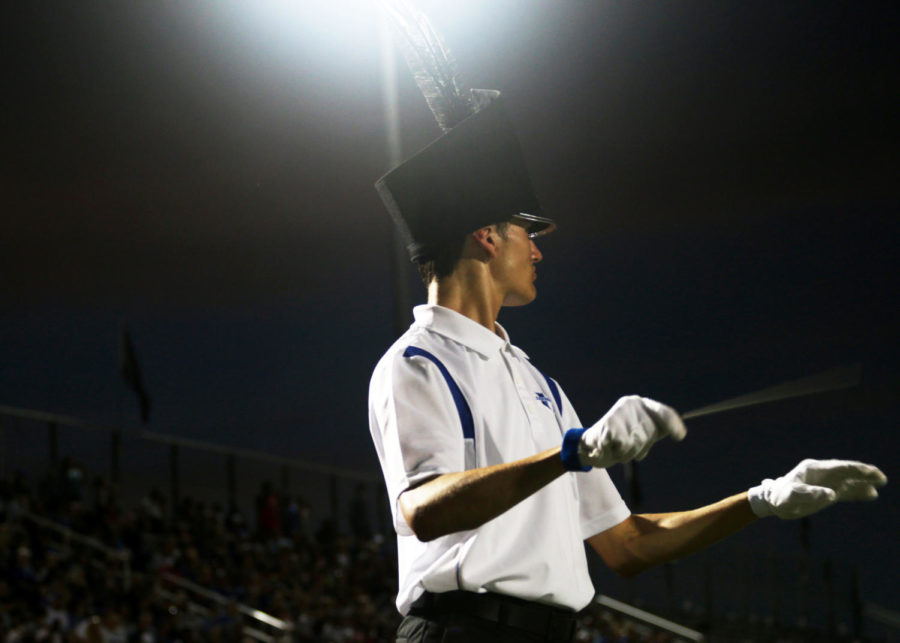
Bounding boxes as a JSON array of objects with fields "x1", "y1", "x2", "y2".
[{"x1": 561, "y1": 428, "x2": 591, "y2": 472}]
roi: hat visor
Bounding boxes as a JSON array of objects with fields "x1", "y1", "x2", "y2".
[{"x1": 511, "y1": 212, "x2": 556, "y2": 238}]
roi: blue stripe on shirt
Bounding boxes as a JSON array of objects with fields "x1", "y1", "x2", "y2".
[{"x1": 402, "y1": 346, "x2": 475, "y2": 442}]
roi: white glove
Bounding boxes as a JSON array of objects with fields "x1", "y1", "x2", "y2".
[
  {"x1": 577, "y1": 395, "x2": 687, "y2": 469},
  {"x1": 748, "y1": 458, "x2": 887, "y2": 519}
]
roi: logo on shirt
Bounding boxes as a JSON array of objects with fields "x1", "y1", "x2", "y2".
[{"x1": 535, "y1": 392, "x2": 553, "y2": 410}]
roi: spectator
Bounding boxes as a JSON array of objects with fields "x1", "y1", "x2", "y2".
[
  {"x1": 255, "y1": 481, "x2": 281, "y2": 541},
  {"x1": 140, "y1": 489, "x2": 166, "y2": 534},
  {"x1": 1, "y1": 466, "x2": 804, "y2": 643}
]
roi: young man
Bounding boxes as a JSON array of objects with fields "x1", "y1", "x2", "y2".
[{"x1": 368, "y1": 94, "x2": 885, "y2": 643}]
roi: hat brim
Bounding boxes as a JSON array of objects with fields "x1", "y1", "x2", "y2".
[{"x1": 511, "y1": 212, "x2": 556, "y2": 239}]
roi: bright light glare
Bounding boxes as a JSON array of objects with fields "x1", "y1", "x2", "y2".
[
  {"x1": 241, "y1": 0, "x2": 380, "y2": 55},
  {"x1": 380, "y1": 14, "x2": 402, "y2": 167}
]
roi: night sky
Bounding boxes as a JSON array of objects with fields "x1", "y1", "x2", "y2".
[{"x1": 2, "y1": 0, "x2": 898, "y2": 615}]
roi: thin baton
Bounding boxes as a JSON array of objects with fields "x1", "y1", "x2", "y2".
[{"x1": 681, "y1": 363, "x2": 862, "y2": 421}]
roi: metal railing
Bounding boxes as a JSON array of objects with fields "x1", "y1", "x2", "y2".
[
  {"x1": 864, "y1": 603, "x2": 900, "y2": 642},
  {"x1": 18, "y1": 509, "x2": 132, "y2": 589},
  {"x1": 9, "y1": 507, "x2": 290, "y2": 641},
  {"x1": 3, "y1": 404, "x2": 893, "y2": 641},
  {"x1": 587, "y1": 542, "x2": 874, "y2": 641},
  {"x1": 159, "y1": 572, "x2": 293, "y2": 642},
  {"x1": 0, "y1": 403, "x2": 388, "y2": 536},
  {"x1": 595, "y1": 594, "x2": 705, "y2": 641}
]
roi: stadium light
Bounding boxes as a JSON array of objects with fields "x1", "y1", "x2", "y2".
[{"x1": 236, "y1": 0, "x2": 380, "y2": 52}]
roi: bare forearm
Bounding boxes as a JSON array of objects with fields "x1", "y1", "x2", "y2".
[
  {"x1": 399, "y1": 447, "x2": 567, "y2": 541},
  {"x1": 632, "y1": 492, "x2": 758, "y2": 564},
  {"x1": 591, "y1": 492, "x2": 757, "y2": 577}
]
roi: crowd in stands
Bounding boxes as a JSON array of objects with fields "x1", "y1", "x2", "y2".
[
  {"x1": 0, "y1": 458, "x2": 713, "y2": 642},
  {"x1": 0, "y1": 458, "x2": 400, "y2": 642}
]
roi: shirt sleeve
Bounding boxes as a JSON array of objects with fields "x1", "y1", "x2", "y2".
[
  {"x1": 368, "y1": 349, "x2": 467, "y2": 536},
  {"x1": 554, "y1": 380, "x2": 632, "y2": 539}
]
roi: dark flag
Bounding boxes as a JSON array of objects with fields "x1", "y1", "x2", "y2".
[{"x1": 119, "y1": 325, "x2": 150, "y2": 423}]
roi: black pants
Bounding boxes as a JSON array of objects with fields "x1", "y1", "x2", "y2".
[{"x1": 396, "y1": 591, "x2": 576, "y2": 643}]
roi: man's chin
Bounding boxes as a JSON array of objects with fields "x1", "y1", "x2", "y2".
[{"x1": 503, "y1": 289, "x2": 537, "y2": 307}]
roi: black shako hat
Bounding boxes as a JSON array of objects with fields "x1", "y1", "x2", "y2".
[{"x1": 375, "y1": 90, "x2": 556, "y2": 263}]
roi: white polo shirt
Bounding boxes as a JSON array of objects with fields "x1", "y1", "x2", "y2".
[{"x1": 368, "y1": 305, "x2": 630, "y2": 615}]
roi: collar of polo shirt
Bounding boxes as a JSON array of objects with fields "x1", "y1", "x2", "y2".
[{"x1": 411, "y1": 305, "x2": 530, "y2": 361}]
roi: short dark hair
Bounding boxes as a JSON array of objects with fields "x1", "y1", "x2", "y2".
[{"x1": 416, "y1": 221, "x2": 510, "y2": 285}]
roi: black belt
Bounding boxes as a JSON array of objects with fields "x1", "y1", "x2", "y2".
[{"x1": 409, "y1": 590, "x2": 576, "y2": 642}]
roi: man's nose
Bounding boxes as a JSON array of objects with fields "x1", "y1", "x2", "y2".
[{"x1": 531, "y1": 240, "x2": 543, "y2": 263}]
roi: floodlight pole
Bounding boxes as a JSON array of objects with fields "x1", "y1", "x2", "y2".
[
  {"x1": 380, "y1": 14, "x2": 411, "y2": 338},
  {"x1": 380, "y1": 15, "x2": 409, "y2": 537}
]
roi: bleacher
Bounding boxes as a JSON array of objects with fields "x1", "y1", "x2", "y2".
[{"x1": 1, "y1": 406, "x2": 896, "y2": 642}]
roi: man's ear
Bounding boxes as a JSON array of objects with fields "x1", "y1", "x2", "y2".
[{"x1": 471, "y1": 226, "x2": 499, "y2": 258}]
